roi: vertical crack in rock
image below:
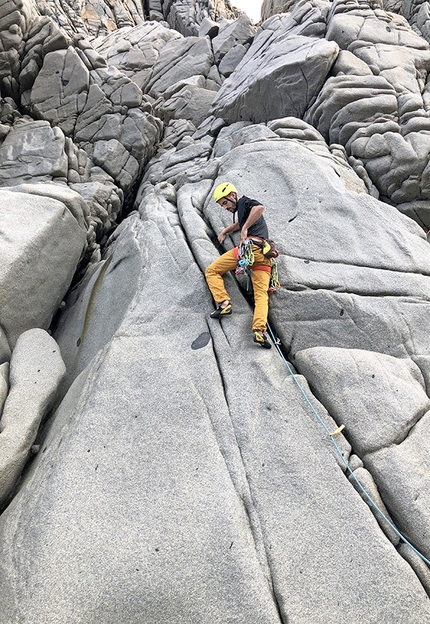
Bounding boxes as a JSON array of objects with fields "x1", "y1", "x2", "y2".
[{"x1": 204, "y1": 324, "x2": 285, "y2": 621}]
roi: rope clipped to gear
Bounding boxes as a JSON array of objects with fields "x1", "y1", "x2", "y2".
[{"x1": 266, "y1": 322, "x2": 430, "y2": 569}]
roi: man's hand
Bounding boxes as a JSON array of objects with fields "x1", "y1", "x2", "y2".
[
  {"x1": 239, "y1": 228, "x2": 248, "y2": 245},
  {"x1": 218, "y1": 230, "x2": 227, "y2": 244},
  {"x1": 218, "y1": 222, "x2": 240, "y2": 244}
]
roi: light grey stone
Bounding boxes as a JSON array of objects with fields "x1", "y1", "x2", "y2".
[
  {"x1": 212, "y1": 14, "x2": 255, "y2": 63},
  {"x1": 0, "y1": 118, "x2": 68, "y2": 186},
  {"x1": 70, "y1": 180, "x2": 123, "y2": 237},
  {"x1": 198, "y1": 16, "x2": 219, "y2": 38},
  {"x1": 0, "y1": 330, "x2": 11, "y2": 366},
  {"x1": 398, "y1": 542, "x2": 430, "y2": 597},
  {"x1": 261, "y1": 0, "x2": 290, "y2": 21},
  {"x1": 0, "y1": 190, "x2": 87, "y2": 347},
  {"x1": 202, "y1": 138, "x2": 430, "y2": 362},
  {"x1": 155, "y1": 84, "x2": 216, "y2": 127},
  {"x1": 5, "y1": 183, "x2": 91, "y2": 233},
  {"x1": 160, "y1": 119, "x2": 197, "y2": 149},
  {"x1": 331, "y1": 49, "x2": 374, "y2": 77},
  {"x1": 145, "y1": 36, "x2": 213, "y2": 97},
  {"x1": 0, "y1": 329, "x2": 65, "y2": 507},
  {"x1": 294, "y1": 347, "x2": 430, "y2": 455},
  {"x1": 92, "y1": 138, "x2": 138, "y2": 189},
  {"x1": 0, "y1": 363, "x2": 9, "y2": 419},
  {"x1": 304, "y1": 0, "x2": 430, "y2": 210},
  {"x1": 211, "y1": 27, "x2": 339, "y2": 123},
  {"x1": 1, "y1": 184, "x2": 429, "y2": 623},
  {"x1": 267, "y1": 117, "x2": 326, "y2": 141},
  {"x1": 365, "y1": 412, "x2": 430, "y2": 561},
  {"x1": 2, "y1": 0, "x2": 430, "y2": 617},
  {"x1": 218, "y1": 43, "x2": 248, "y2": 77},
  {"x1": 94, "y1": 22, "x2": 182, "y2": 91},
  {"x1": 30, "y1": 48, "x2": 90, "y2": 136},
  {"x1": 348, "y1": 466, "x2": 400, "y2": 545}
]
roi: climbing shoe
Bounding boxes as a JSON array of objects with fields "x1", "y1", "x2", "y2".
[
  {"x1": 210, "y1": 302, "x2": 232, "y2": 319},
  {"x1": 253, "y1": 330, "x2": 271, "y2": 349}
]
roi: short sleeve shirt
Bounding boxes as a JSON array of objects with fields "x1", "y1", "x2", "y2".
[{"x1": 237, "y1": 196, "x2": 269, "y2": 239}]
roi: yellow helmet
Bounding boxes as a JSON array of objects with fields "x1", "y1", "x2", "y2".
[{"x1": 213, "y1": 182, "x2": 237, "y2": 203}]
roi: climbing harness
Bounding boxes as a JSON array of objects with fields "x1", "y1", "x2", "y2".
[
  {"x1": 266, "y1": 321, "x2": 430, "y2": 569},
  {"x1": 235, "y1": 239, "x2": 281, "y2": 294}
]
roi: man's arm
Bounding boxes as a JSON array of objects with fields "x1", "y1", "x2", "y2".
[
  {"x1": 218, "y1": 221, "x2": 240, "y2": 244},
  {"x1": 240, "y1": 204, "x2": 264, "y2": 244}
]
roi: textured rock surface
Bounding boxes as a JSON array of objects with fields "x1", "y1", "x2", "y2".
[
  {"x1": 0, "y1": 329, "x2": 65, "y2": 507},
  {"x1": 1, "y1": 181, "x2": 430, "y2": 623},
  {"x1": 0, "y1": 189, "x2": 87, "y2": 347},
  {"x1": 1, "y1": 0, "x2": 430, "y2": 621}
]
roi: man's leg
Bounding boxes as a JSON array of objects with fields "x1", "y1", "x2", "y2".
[
  {"x1": 205, "y1": 249, "x2": 238, "y2": 304},
  {"x1": 251, "y1": 267, "x2": 271, "y2": 331}
]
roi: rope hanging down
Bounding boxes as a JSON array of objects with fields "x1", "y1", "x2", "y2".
[{"x1": 266, "y1": 322, "x2": 430, "y2": 569}]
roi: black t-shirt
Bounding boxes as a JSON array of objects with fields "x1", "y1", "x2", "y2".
[{"x1": 236, "y1": 196, "x2": 269, "y2": 239}]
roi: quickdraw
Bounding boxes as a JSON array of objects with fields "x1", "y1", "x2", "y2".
[
  {"x1": 269, "y1": 261, "x2": 280, "y2": 293},
  {"x1": 235, "y1": 240, "x2": 255, "y2": 275}
]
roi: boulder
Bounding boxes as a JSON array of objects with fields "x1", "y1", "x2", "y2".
[
  {"x1": 0, "y1": 329, "x2": 65, "y2": 507},
  {"x1": 145, "y1": 36, "x2": 213, "y2": 97},
  {"x1": 294, "y1": 347, "x2": 430, "y2": 455},
  {"x1": 212, "y1": 14, "x2": 255, "y2": 63},
  {"x1": 0, "y1": 119, "x2": 68, "y2": 186},
  {"x1": 0, "y1": 189, "x2": 87, "y2": 346},
  {"x1": 211, "y1": 21, "x2": 338, "y2": 122}
]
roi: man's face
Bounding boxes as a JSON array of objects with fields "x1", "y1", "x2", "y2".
[{"x1": 217, "y1": 193, "x2": 237, "y2": 213}]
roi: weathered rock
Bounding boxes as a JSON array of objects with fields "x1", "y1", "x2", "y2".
[
  {"x1": 1, "y1": 0, "x2": 430, "y2": 619},
  {"x1": 0, "y1": 182, "x2": 429, "y2": 623},
  {"x1": 0, "y1": 363, "x2": 9, "y2": 417},
  {"x1": 30, "y1": 48, "x2": 91, "y2": 136},
  {"x1": 93, "y1": 21, "x2": 182, "y2": 89},
  {"x1": 348, "y1": 466, "x2": 400, "y2": 545},
  {"x1": 365, "y1": 412, "x2": 430, "y2": 560},
  {"x1": 211, "y1": 15, "x2": 339, "y2": 122},
  {"x1": 212, "y1": 14, "x2": 255, "y2": 63},
  {"x1": 145, "y1": 35, "x2": 213, "y2": 97},
  {"x1": 294, "y1": 347, "x2": 430, "y2": 455},
  {"x1": 218, "y1": 43, "x2": 248, "y2": 77},
  {"x1": 0, "y1": 329, "x2": 65, "y2": 507},
  {"x1": 33, "y1": 0, "x2": 144, "y2": 38},
  {"x1": 0, "y1": 118, "x2": 68, "y2": 185},
  {"x1": 0, "y1": 189, "x2": 87, "y2": 346},
  {"x1": 305, "y1": 0, "x2": 430, "y2": 209},
  {"x1": 261, "y1": 0, "x2": 290, "y2": 21},
  {"x1": 154, "y1": 83, "x2": 216, "y2": 126},
  {"x1": 0, "y1": 330, "x2": 11, "y2": 366}
]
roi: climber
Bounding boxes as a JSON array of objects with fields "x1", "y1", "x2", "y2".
[{"x1": 205, "y1": 182, "x2": 274, "y2": 349}]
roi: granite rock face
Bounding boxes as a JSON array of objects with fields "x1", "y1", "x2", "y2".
[{"x1": 1, "y1": 0, "x2": 430, "y2": 622}]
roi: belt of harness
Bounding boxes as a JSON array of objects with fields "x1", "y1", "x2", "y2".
[
  {"x1": 235, "y1": 239, "x2": 281, "y2": 293},
  {"x1": 247, "y1": 236, "x2": 279, "y2": 259}
]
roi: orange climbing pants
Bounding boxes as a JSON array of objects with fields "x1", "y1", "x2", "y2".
[{"x1": 205, "y1": 245, "x2": 272, "y2": 331}]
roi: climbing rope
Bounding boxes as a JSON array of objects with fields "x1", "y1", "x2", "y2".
[{"x1": 266, "y1": 322, "x2": 430, "y2": 568}]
